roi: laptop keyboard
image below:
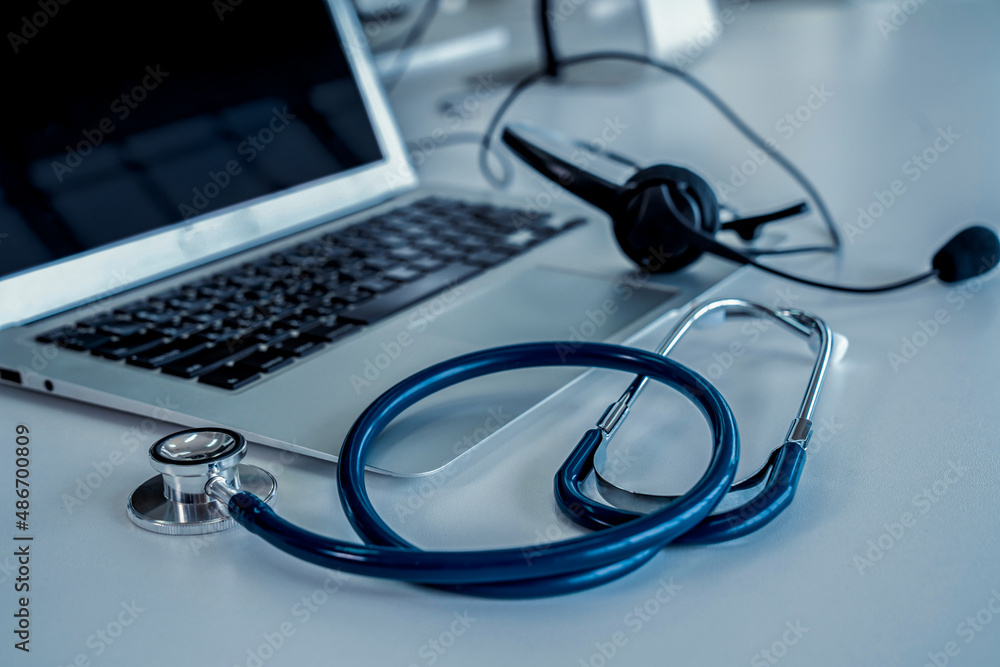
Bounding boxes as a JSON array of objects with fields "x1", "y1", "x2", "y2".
[{"x1": 37, "y1": 197, "x2": 583, "y2": 390}]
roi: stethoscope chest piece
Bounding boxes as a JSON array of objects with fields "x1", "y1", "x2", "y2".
[{"x1": 127, "y1": 428, "x2": 276, "y2": 535}]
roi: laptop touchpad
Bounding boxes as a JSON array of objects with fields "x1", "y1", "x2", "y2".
[{"x1": 365, "y1": 266, "x2": 678, "y2": 473}]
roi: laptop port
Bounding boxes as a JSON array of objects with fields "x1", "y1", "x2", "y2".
[{"x1": 0, "y1": 368, "x2": 22, "y2": 384}]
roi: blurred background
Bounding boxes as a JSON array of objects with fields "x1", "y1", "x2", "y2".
[{"x1": 353, "y1": 0, "x2": 722, "y2": 85}]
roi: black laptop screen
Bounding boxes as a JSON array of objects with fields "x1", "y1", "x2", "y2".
[{"x1": 0, "y1": 0, "x2": 383, "y2": 280}]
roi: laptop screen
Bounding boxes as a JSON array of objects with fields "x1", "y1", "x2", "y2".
[{"x1": 0, "y1": 0, "x2": 383, "y2": 282}]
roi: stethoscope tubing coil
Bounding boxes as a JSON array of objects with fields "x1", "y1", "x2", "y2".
[{"x1": 226, "y1": 342, "x2": 739, "y2": 597}]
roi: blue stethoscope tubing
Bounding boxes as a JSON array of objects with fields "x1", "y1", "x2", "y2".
[
  {"x1": 556, "y1": 429, "x2": 806, "y2": 544},
  {"x1": 224, "y1": 342, "x2": 740, "y2": 598}
]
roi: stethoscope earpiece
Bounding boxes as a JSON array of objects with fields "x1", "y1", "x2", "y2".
[{"x1": 127, "y1": 428, "x2": 276, "y2": 535}]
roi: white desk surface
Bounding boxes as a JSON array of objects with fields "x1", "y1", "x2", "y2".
[{"x1": 3, "y1": 1, "x2": 1000, "y2": 665}]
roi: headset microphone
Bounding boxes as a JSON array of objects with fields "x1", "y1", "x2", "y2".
[
  {"x1": 675, "y1": 205, "x2": 997, "y2": 294},
  {"x1": 931, "y1": 226, "x2": 1000, "y2": 282},
  {"x1": 502, "y1": 127, "x2": 1000, "y2": 294}
]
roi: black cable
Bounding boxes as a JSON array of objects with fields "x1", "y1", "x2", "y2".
[
  {"x1": 660, "y1": 186, "x2": 938, "y2": 293},
  {"x1": 538, "y1": 0, "x2": 559, "y2": 78},
  {"x1": 477, "y1": 51, "x2": 843, "y2": 255},
  {"x1": 720, "y1": 202, "x2": 832, "y2": 255},
  {"x1": 382, "y1": 0, "x2": 441, "y2": 94},
  {"x1": 752, "y1": 265, "x2": 938, "y2": 293},
  {"x1": 745, "y1": 243, "x2": 840, "y2": 257}
]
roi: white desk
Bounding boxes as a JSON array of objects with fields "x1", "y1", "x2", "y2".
[{"x1": 3, "y1": 1, "x2": 1000, "y2": 665}]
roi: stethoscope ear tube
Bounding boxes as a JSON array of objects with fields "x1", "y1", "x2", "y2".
[
  {"x1": 577, "y1": 298, "x2": 832, "y2": 540},
  {"x1": 673, "y1": 442, "x2": 806, "y2": 545},
  {"x1": 554, "y1": 428, "x2": 622, "y2": 532},
  {"x1": 557, "y1": 434, "x2": 806, "y2": 544}
]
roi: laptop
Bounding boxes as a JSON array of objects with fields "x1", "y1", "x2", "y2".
[{"x1": 0, "y1": 0, "x2": 708, "y2": 475}]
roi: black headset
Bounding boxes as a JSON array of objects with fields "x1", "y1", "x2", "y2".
[{"x1": 502, "y1": 126, "x2": 999, "y2": 294}]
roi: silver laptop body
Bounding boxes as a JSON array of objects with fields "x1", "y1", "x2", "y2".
[{"x1": 0, "y1": 0, "x2": 711, "y2": 474}]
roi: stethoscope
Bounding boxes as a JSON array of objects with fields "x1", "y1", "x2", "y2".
[{"x1": 127, "y1": 298, "x2": 837, "y2": 598}]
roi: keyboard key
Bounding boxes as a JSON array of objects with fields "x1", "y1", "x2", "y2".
[
  {"x1": 239, "y1": 349, "x2": 294, "y2": 373},
  {"x1": 269, "y1": 314, "x2": 315, "y2": 333},
  {"x1": 272, "y1": 338, "x2": 326, "y2": 357},
  {"x1": 154, "y1": 320, "x2": 208, "y2": 338},
  {"x1": 284, "y1": 254, "x2": 321, "y2": 268},
  {"x1": 411, "y1": 257, "x2": 445, "y2": 272},
  {"x1": 331, "y1": 289, "x2": 371, "y2": 305},
  {"x1": 48, "y1": 331, "x2": 113, "y2": 351},
  {"x1": 389, "y1": 247, "x2": 423, "y2": 261},
  {"x1": 184, "y1": 312, "x2": 219, "y2": 324},
  {"x1": 229, "y1": 274, "x2": 271, "y2": 288},
  {"x1": 259, "y1": 303, "x2": 297, "y2": 320},
  {"x1": 383, "y1": 266, "x2": 422, "y2": 283},
  {"x1": 466, "y1": 251, "x2": 510, "y2": 268},
  {"x1": 198, "y1": 285, "x2": 239, "y2": 300},
  {"x1": 342, "y1": 264, "x2": 479, "y2": 325},
  {"x1": 35, "y1": 328, "x2": 65, "y2": 344},
  {"x1": 198, "y1": 364, "x2": 261, "y2": 390},
  {"x1": 379, "y1": 234, "x2": 409, "y2": 248},
  {"x1": 126, "y1": 337, "x2": 211, "y2": 369},
  {"x1": 429, "y1": 247, "x2": 466, "y2": 262},
  {"x1": 339, "y1": 266, "x2": 376, "y2": 282},
  {"x1": 168, "y1": 298, "x2": 215, "y2": 312},
  {"x1": 253, "y1": 326, "x2": 294, "y2": 347},
  {"x1": 299, "y1": 320, "x2": 357, "y2": 343},
  {"x1": 93, "y1": 331, "x2": 168, "y2": 360},
  {"x1": 357, "y1": 277, "x2": 398, "y2": 294},
  {"x1": 503, "y1": 230, "x2": 538, "y2": 248},
  {"x1": 74, "y1": 314, "x2": 121, "y2": 330},
  {"x1": 97, "y1": 320, "x2": 149, "y2": 337},
  {"x1": 199, "y1": 325, "x2": 243, "y2": 342},
  {"x1": 364, "y1": 255, "x2": 402, "y2": 271},
  {"x1": 298, "y1": 305, "x2": 336, "y2": 322},
  {"x1": 413, "y1": 238, "x2": 448, "y2": 251},
  {"x1": 161, "y1": 338, "x2": 259, "y2": 378},
  {"x1": 131, "y1": 310, "x2": 182, "y2": 326}
]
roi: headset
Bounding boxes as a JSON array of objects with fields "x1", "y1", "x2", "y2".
[
  {"x1": 484, "y1": 8, "x2": 1000, "y2": 294},
  {"x1": 501, "y1": 126, "x2": 1000, "y2": 294}
]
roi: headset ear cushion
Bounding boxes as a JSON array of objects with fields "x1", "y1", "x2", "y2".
[
  {"x1": 631, "y1": 165, "x2": 720, "y2": 233},
  {"x1": 613, "y1": 165, "x2": 720, "y2": 273}
]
